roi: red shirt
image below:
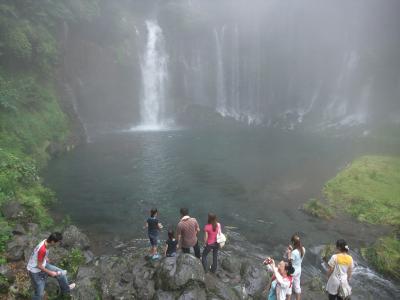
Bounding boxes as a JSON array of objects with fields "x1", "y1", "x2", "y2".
[{"x1": 204, "y1": 223, "x2": 220, "y2": 245}]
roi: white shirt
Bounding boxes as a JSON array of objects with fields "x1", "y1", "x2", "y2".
[
  {"x1": 326, "y1": 253, "x2": 354, "y2": 295},
  {"x1": 267, "y1": 264, "x2": 292, "y2": 300},
  {"x1": 291, "y1": 247, "x2": 305, "y2": 275}
]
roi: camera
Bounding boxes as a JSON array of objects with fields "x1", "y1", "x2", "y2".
[{"x1": 263, "y1": 257, "x2": 272, "y2": 265}]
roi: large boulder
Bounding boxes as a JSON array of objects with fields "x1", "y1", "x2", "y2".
[
  {"x1": 6, "y1": 235, "x2": 31, "y2": 261},
  {"x1": 156, "y1": 254, "x2": 205, "y2": 291},
  {"x1": 97, "y1": 255, "x2": 136, "y2": 299},
  {"x1": 177, "y1": 284, "x2": 207, "y2": 300},
  {"x1": 72, "y1": 266, "x2": 101, "y2": 300},
  {"x1": 1, "y1": 200, "x2": 25, "y2": 220},
  {"x1": 221, "y1": 255, "x2": 242, "y2": 274},
  {"x1": 205, "y1": 273, "x2": 240, "y2": 300},
  {"x1": 153, "y1": 290, "x2": 178, "y2": 300},
  {"x1": 241, "y1": 262, "x2": 269, "y2": 298},
  {"x1": 62, "y1": 226, "x2": 90, "y2": 250},
  {"x1": 131, "y1": 259, "x2": 156, "y2": 300}
]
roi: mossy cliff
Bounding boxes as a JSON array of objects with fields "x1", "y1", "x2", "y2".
[{"x1": 0, "y1": 0, "x2": 100, "y2": 265}]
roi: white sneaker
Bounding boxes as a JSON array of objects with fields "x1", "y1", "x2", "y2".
[{"x1": 69, "y1": 283, "x2": 76, "y2": 290}]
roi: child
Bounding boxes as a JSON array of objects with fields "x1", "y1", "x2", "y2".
[
  {"x1": 164, "y1": 229, "x2": 178, "y2": 257},
  {"x1": 144, "y1": 208, "x2": 163, "y2": 259}
]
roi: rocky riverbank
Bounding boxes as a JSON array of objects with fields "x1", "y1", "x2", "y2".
[{"x1": 0, "y1": 217, "x2": 327, "y2": 300}]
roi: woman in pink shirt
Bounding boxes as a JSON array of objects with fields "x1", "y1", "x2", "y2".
[{"x1": 202, "y1": 213, "x2": 221, "y2": 273}]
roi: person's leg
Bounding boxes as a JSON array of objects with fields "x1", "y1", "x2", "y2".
[
  {"x1": 29, "y1": 271, "x2": 46, "y2": 300},
  {"x1": 210, "y1": 243, "x2": 218, "y2": 273},
  {"x1": 193, "y1": 240, "x2": 201, "y2": 258},
  {"x1": 45, "y1": 264, "x2": 70, "y2": 294},
  {"x1": 181, "y1": 247, "x2": 190, "y2": 254},
  {"x1": 202, "y1": 245, "x2": 211, "y2": 271},
  {"x1": 328, "y1": 294, "x2": 337, "y2": 300},
  {"x1": 293, "y1": 272, "x2": 301, "y2": 300},
  {"x1": 149, "y1": 235, "x2": 156, "y2": 256}
]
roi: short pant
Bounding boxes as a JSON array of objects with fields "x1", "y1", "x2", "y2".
[{"x1": 149, "y1": 234, "x2": 159, "y2": 247}]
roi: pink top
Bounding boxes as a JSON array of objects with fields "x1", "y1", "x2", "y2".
[{"x1": 204, "y1": 223, "x2": 220, "y2": 245}]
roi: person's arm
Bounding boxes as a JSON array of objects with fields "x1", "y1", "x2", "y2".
[
  {"x1": 204, "y1": 231, "x2": 208, "y2": 245},
  {"x1": 286, "y1": 246, "x2": 292, "y2": 261},
  {"x1": 143, "y1": 221, "x2": 148, "y2": 229},
  {"x1": 269, "y1": 259, "x2": 287, "y2": 286},
  {"x1": 347, "y1": 258, "x2": 354, "y2": 281},
  {"x1": 195, "y1": 220, "x2": 200, "y2": 234},
  {"x1": 326, "y1": 255, "x2": 336, "y2": 278},
  {"x1": 36, "y1": 248, "x2": 57, "y2": 277},
  {"x1": 176, "y1": 225, "x2": 182, "y2": 249},
  {"x1": 164, "y1": 242, "x2": 168, "y2": 256},
  {"x1": 327, "y1": 265, "x2": 334, "y2": 278},
  {"x1": 37, "y1": 261, "x2": 57, "y2": 277}
]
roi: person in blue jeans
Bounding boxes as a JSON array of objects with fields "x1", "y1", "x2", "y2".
[
  {"x1": 144, "y1": 208, "x2": 163, "y2": 259},
  {"x1": 27, "y1": 232, "x2": 75, "y2": 299}
]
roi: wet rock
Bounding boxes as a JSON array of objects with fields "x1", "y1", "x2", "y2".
[
  {"x1": 307, "y1": 276, "x2": 325, "y2": 292},
  {"x1": 97, "y1": 256, "x2": 136, "y2": 299},
  {"x1": 0, "y1": 264, "x2": 16, "y2": 283},
  {"x1": 48, "y1": 246, "x2": 69, "y2": 263},
  {"x1": 6, "y1": 235, "x2": 29, "y2": 261},
  {"x1": 156, "y1": 254, "x2": 205, "y2": 290},
  {"x1": 83, "y1": 250, "x2": 94, "y2": 264},
  {"x1": 76, "y1": 266, "x2": 98, "y2": 281},
  {"x1": 241, "y1": 262, "x2": 269, "y2": 297},
  {"x1": 177, "y1": 284, "x2": 207, "y2": 300},
  {"x1": 132, "y1": 259, "x2": 156, "y2": 299},
  {"x1": 62, "y1": 225, "x2": 90, "y2": 250},
  {"x1": 153, "y1": 290, "x2": 177, "y2": 300},
  {"x1": 205, "y1": 273, "x2": 240, "y2": 300},
  {"x1": 26, "y1": 223, "x2": 39, "y2": 235},
  {"x1": 12, "y1": 224, "x2": 26, "y2": 236},
  {"x1": 221, "y1": 255, "x2": 241, "y2": 274},
  {"x1": 1, "y1": 200, "x2": 24, "y2": 220},
  {"x1": 71, "y1": 277, "x2": 100, "y2": 300}
]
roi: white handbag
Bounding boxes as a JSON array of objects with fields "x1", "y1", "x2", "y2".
[
  {"x1": 335, "y1": 260, "x2": 352, "y2": 299},
  {"x1": 216, "y1": 223, "x2": 227, "y2": 248}
]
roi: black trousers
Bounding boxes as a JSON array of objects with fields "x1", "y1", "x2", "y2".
[
  {"x1": 329, "y1": 294, "x2": 344, "y2": 300},
  {"x1": 202, "y1": 242, "x2": 219, "y2": 272},
  {"x1": 181, "y1": 240, "x2": 201, "y2": 258}
]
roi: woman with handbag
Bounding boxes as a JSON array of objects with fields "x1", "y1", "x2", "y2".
[
  {"x1": 326, "y1": 239, "x2": 354, "y2": 300},
  {"x1": 202, "y1": 213, "x2": 221, "y2": 273}
]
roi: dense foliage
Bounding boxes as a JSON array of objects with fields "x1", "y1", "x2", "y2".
[{"x1": 0, "y1": 0, "x2": 100, "y2": 265}]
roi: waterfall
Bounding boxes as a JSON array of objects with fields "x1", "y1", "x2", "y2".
[
  {"x1": 138, "y1": 20, "x2": 168, "y2": 130},
  {"x1": 214, "y1": 27, "x2": 227, "y2": 116},
  {"x1": 230, "y1": 25, "x2": 240, "y2": 120},
  {"x1": 64, "y1": 83, "x2": 90, "y2": 143}
]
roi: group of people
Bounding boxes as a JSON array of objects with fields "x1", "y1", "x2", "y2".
[
  {"x1": 145, "y1": 208, "x2": 354, "y2": 300},
  {"x1": 26, "y1": 208, "x2": 354, "y2": 300},
  {"x1": 145, "y1": 207, "x2": 222, "y2": 273},
  {"x1": 264, "y1": 237, "x2": 354, "y2": 300}
]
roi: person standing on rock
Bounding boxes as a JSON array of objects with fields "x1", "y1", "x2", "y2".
[
  {"x1": 286, "y1": 234, "x2": 306, "y2": 300},
  {"x1": 202, "y1": 213, "x2": 220, "y2": 273},
  {"x1": 176, "y1": 207, "x2": 201, "y2": 258},
  {"x1": 326, "y1": 239, "x2": 354, "y2": 300},
  {"x1": 264, "y1": 257, "x2": 295, "y2": 300},
  {"x1": 27, "y1": 232, "x2": 76, "y2": 300},
  {"x1": 144, "y1": 208, "x2": 163, "y2": 259}
]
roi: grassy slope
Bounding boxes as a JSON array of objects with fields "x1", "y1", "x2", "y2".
[
  {"x1": 322, "y1": 155, "x2": 400, "y2": 280},
  {"x1": 324, "y1": 155, "x2": 400, "y2": 225}
]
